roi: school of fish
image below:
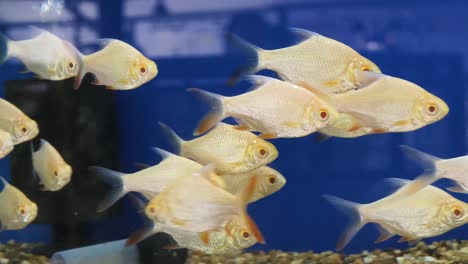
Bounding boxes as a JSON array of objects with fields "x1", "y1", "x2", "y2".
[{"x1": 0, "y1": 27, "x2": 463, "y2": 255}]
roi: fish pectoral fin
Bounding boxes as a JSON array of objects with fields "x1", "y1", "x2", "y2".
[
  {"x1": 199, "y1": 231, "x2": 210, "y2": 245},
  {"x1": 323, "y1": 79, "x2": 342, "y2": 88},
  {"x1": 397, "y1": 236, "x2": 418, "y2": 243},
  {"x1": 446, "y1": 184, "x2": 468, "y2": 194},
  {"x1": 374, "y1": 226, "x2": 395, "y2": 244},
  {"x1": 233, "y1": 124, "x2": 250, "y2": 131},
  {"x1": 134, "y1": 162, "x2": 151, "y2": 170},
  {"x1": 393, "y1": 120, "x2": 410, "y2": 127},
  {"x1": 259, "y1": 133, "x2": 278, "y2": 139},
  {"x1": 315, "y1": 132, "x2": 332, "y2": 143}
]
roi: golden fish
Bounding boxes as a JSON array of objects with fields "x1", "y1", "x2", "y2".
[
  {"x1": 145, "y1": 165, "x2": 265, "y2": 244},
  {"x1": 0, "y1": 177, "x2": 38, "y2": 231},
  {"x1": 0, "y1": 98, "x2": 39, "y2": 144},
  {"x1": 74, "y1": 39, "x2": 157, "y2": 90},
  {"x1": 331, "y1": 72, "x2": 449, "y2": 133},
  {"x1": 400, "y1": 145, "x2": 468, "y2": 195},
  {"x1": 228, "y1": 28, "x2": 381, "y2": 95},
  {"x1": 0, "y1": 129, "x2": 14, "y2": 159},
  {"x1": 32, "y1": 139, "x2": 72, "y2": 191},
  {"x1": 189, "y1": 76, "x2": 340, "y2": 138},
  {"x1": 325, "y1": 178, "x2": 468, "y2": 250},
  {"x1": 127, "y1": 216, "x2": 258, "y2": 255},
  {"x1": 159, "y1": 122, "x2": 278, "y2": 174},
  {"x1": 91, "y1": 148, "x2": 203, "y2": 212},
  {"x1": 0, "y1": 28, "x2": 79, "y2": 80}
]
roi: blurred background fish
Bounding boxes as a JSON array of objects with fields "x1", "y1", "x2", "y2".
[
  {"x1": 0, "y1": 98, "x2": 38, "y2": 144},
  {"x1": 0, "y1": 177, "x2": 37, "y2": 231}
]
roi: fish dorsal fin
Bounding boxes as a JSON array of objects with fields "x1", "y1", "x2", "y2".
[
  {"x1": 354, "y1": 70, "x2": 384, "y2": 88},
  {"x1": 295, "y1": 81, "x2": 336, "y2": 105},
  {"x1": 97, "y1": 38, "x2": 119, "y2": 49},
  {"x1": 196, "y1": 164, "x2": 226, "y2": 189},
  {"x1": 151, "y1": 147, "x2": 176, "y2": 162},
  {"x1": 244, "y1": 75, "x2": 278, "y2": 91},
  {"x1": 289, "y1": 27, "x2": 322, "y2": 44},
  {"x1": 0, "y1": 176, "x2": 8, "y2": 191}
]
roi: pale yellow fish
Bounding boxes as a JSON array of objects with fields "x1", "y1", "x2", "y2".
[
  {"x1": 145, "y1": 165, "x2": 265, "y2": 244},
  {"x1": 160, "y1": 122, "x2": 278, "y2": 174},
  {"x1": 32, "y1": 139, "x2": 72, "y2": 192},
  {"x1": 317, "y1": 113, "x2": 373, "y2": 140},
  {"x1": 1, "y1": 28, "x2": 79, "y2": 80},
  {"x1": 325, "y1": 178, "x2": 468, "y2": 250},
  {"x1": 229, "y1": 28, "x2": 381, "y2": 95},
  {"x1": 127, "y1": 216, "x2": 257, "y2": 255},
  {"x1": 331, "y1": 72, "x2": 449, "y2": 133},
  {"x1": 0, "y1": 129, "x2": 14, "y2": 159},
  {"x1": 0, "y1": 177, "x2": 38, "y2": 231},
  {"x1": 74, "y1": 39, "x2": 158, "y2": 90},
  {"x1": 220, "y1": 166, "x2": 286, "y2": 203},
  {"x1": 189, "y1": 76, "x2": 340, "y2": 139},
  {"x1": 91, "y1": 148, "x2": 203, "y2": 212},
  {"x1": 0, "y1": 98, "x2": 39, "y2": 144},
  {"x1": 399, "y1": 145, "x2": 468, "y2": 195}
]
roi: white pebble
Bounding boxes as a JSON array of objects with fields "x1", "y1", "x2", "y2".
[
  {"x1": 363, "y1": 256, "x2": 375, "y2": 263},
  {"x1": 0, "y1": 258, "x2": 8, "y2": 264},
  {"x1": 396, "y1": 256, "x2": 406, "y2": 264},
  {"x1": 424, "y1": 256, "x2": 437, "y2": 262}
]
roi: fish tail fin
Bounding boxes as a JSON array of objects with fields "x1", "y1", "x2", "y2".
[
  {"x1": 399, "y1": 145, "x2": 442, "y2": 195},
  {"x1": 89, "y1": 166, "x2": 128, "y2": 212},
  {"x1": 323, "y1": 195, "x2": 366, "y2": 251},
  {"x1": 187, "y1": 88, "x2": 226, "y2": 136},
  {"x1": 237, "y1": 175, "x2": 265, "y2": 244},
  {"x1": 0, "y1": 33, "x2": 10, "y2": 64},
  {"x1": 226, "y1": 33, "x2": 264, "y2": 86},
  {"x1": 158, "y1": 122, "x2": 184, "y2": 155}
]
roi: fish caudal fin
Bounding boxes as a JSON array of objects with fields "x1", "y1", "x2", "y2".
[
  {"x1": 238, "y1": 175, "x2": 265, "y2": 244},
  {"x1": 89, "y1": 166, "x2": 127, "y2": 212},
  {"x1": 226, "y1": 33, "x2": 263, "y2": 86},
  {"x1": 158, "y1": 122, "x2": 184, "y2": 155},
  {"x1": 0, "y1": 33, "x2": 9, "y2": 64},
  {"x1": 323, "y1": 195, "x2": 366, "y2": 251},
  {"x1": 188, "y1": 88, "x2": 226, "y2": 136},
  {"x1": 399, "y1": 145, "x2": 442, "y2": 195}
]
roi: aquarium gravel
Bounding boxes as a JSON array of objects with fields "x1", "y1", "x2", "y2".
[{"x1": 0, "y1": 240, "x2": 48, "y2": 264}]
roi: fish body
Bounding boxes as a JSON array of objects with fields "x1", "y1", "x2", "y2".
[
  {"x1": 160, "y1": 122, "x2": 278, "y2": 174},
  {"x1": 230, "y1": 28, "x2": 381, "y2": 95},
  {"x1": 333, "y1": 73, "x2": 449, "y2": 133},
  {"x1": 74, "y1": 39, "x2": 157, "y2": 90},
  {"x1": 1, "y1": 29, "x2": 79, "y2": 80},
  {"x1": 0, "y1": 98, "x2": 39, "y2": 144},
  {"x1": 190, "y1": 76, "x2": 340, "y2": 138},
  {"x1": 0, "y1": 177, "x2": 37, "y2": 231},
  {"x1": 32, "y1": 139, "x2": 72, "y2": 191},
  {"x1": 318, "y1": 113, "x2": 373, "y2": 139},
  {"x1": 325, "y1": 179, "x2": 468, "y2": 250},
  {"x1": 400, "y1": 146, "x2": 468, "y2": 194},
  {"x1": 145, "y1": 165, "x2": 264, "y2": 243},
  {"x1": 0, "y1": 129, "x2": 14, "y2": 159}
]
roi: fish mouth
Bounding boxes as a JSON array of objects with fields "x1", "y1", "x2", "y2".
[{"x1": 148, "y1": 61, "x2": 158, "y2": 79}]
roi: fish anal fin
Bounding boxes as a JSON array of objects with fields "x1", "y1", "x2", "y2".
[
  {"x1": 397, "y1": 236, "x2": 418, "y2": 243},
  {"x1": 259, "y1": 133, "x2": 277, "y2": 139},
  {"x1": 125, "y1": 224, "x2": 156, "y2": 246},
  {"x1": 348, "y1": 123, "x2": 363, "y2": 132},
  {"x1": 372, "y1": 128, "x2": 387, "y2": 134},
  {"x1": 234, "y1": 124, "x2": 250, "y2": 131},
  {"x1": 134, "y1": 162, "x2": 151, "y2": 170},
  {"x1": 199, "y1": 231, "x2": 210, "y2": 245},
  {"x1": 374, "y1": 226, "x2": 395, "y2": 244},
  {"x1": 316, "y1": 132, "x2": 332, "y2": 143},
  {"x1": 446, "y1": 183, "x2": 468, "y2": 194}
]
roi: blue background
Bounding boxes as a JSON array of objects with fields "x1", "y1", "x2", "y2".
[{"x1": 0, "y1": 0, "x2": 467, "y2": 254}]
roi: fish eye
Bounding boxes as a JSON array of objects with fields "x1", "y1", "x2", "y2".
[
  {"x1": 360, "y1": 65, "x2": 371, "y2": 72},
  {"x1": 139, "y1": 65, "x2": 148, "y2": 75},
  {"x1": 68, "y1": 62, "x2": 75, "y2": 69},
  {"x1": 258, "y1": 148, "x2": 267, "y2": 157},
  {"x1": 452, "y1": 206, "x2": 463, "y2": 218},
  {"x1": 426, "y1": 103, "x2": 438, "y2": 116},
  {"x1": 268, "y1": 175, "x2": 276, "y2": 184},
  {"x1": 53, "y1": 170, "x2": 59, "y2": 177},
  {"x1": 318, "y1": 109, "x2": 329, "y2": 122},
  {"x1": 241, "y1": 230, "x2": 250, "y2": 239},
  {"x1": 21, "y1": 126, "x2": 28, "y2": 135},
  {"x1": 147, "y1": 206, "x2": 156, "y2": 215},
  {"x1": 19, "y1": 207, "x2": 26, "y2": 215}
]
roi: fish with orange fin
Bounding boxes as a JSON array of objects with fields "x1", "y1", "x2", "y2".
[
  {"x1": 228, "y1": 28, "x2": 381, "y2": 95},
  {"x1": 324, "y1": 178, "x2": 468, "y2": 250},
  {"x1": 144, "y1": 164, "x2": 265, "y2": 245},
  {"x1": 73, "y1": 39, "x2": 157, "y2": 90},
  {"x1": 189, "y1": 76, "x2": 340, "y2": 139}
]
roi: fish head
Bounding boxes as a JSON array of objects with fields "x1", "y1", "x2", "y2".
[
  {"x1": 51, "y1": 164, "x2": 73, "y2": 190},
  {"x1": 61, "y1": 40, "x2": 80, "y2": 78},
  {"x1": 0, "y1": 130, "x2": 14, "y2": 158},
  {"x1": 412, "y1": 92, "x2": 449, "y2": 127},
  {"x1": 305, "y1": 100, "x2": 340, "y2": 131},
  {"x1": 245, "y1": 139, "x2": 278, "y2": 168},
  {"x1": 350, "y1": 57, "x2": 382, "y2": 74},
  {"x1": 16, "y1": 201, "x2": 38, "y2": 225},
  {"x1": 12, "y1": 117, "x2": 39, "y2": 144},
  {"x1": 128, "y1": 56, "x2": 158, "y2": 88},
  {"x1": 441, "y1": 200, "x2": 468, "y2": 228},
  {"x1": 225, "y1": 217, "x2": 258, "y2": 249},
  {"x1": 257, "y1": 167, "x2": 286, "y2": 198},
  {"x1": 145, "y1": 200, "x2": 159, "y2": 220}
]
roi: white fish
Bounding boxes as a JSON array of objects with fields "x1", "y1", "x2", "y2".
[
  {"x1": 145, "y1": 165, "x2": 265, "y2": 244},
  {"x1": 32, "y1": 139, "x2": 72, "y2": 191},
  {"x1": 159, "y1": 122, "x2": 278, "y2": 174},
  {"x1": 228, "y1": 28, "x2": 381, "y2": 95},
  {"x1": 400, "y1": 145, "x2": 468, "y2": 195},
  {"x1": 189, "y1": 76, "x2": 340, "y2": 139},
  {"x1": 74, "y1": 39, "x2": 158, "y2": 90},
  {"x1": 0, "y1": 28, "x2": 79, "y2": 80},
  {"x1": 0, "y1": 177, "x2": 38, "y2": 231},
  {"x1": 0, "y1": 98, "x2": 39, "y2": 144},
  {"x1": 325, "y1": 178, "x2": 468, "y2": 250},
  {"x1": 0, "y1": 129, "x2": 14, "y2": 159}
]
